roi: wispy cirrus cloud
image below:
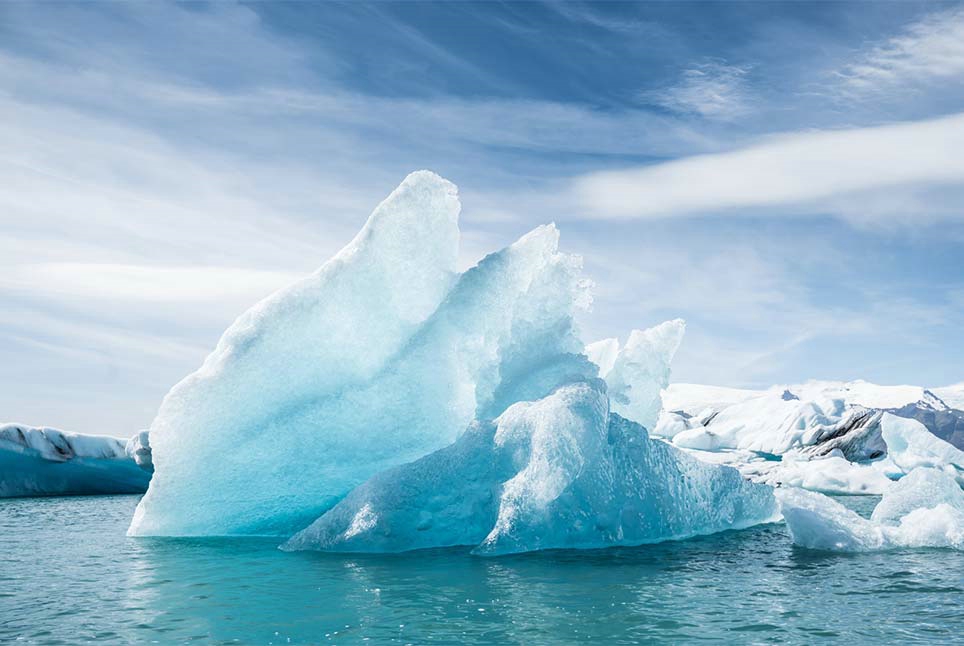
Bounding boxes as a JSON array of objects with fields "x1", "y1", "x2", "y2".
[
  {"x1": 644, "y1": 61, "x2": 752, "y2": 120},
  {"x1": 572, "y1": 112, "x2": 964, "y2": 222},
  {"x1": 837, "y1": 7, "x2": 964, "y2": 94}
]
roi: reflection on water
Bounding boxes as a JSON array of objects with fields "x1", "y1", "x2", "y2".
[{"x1": 2, "y1": 495, "x2": 963, "y2": 644}]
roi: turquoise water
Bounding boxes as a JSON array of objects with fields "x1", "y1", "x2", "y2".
[{"x1": 2, "y1": 495, "x2": 963, "y2": 644}]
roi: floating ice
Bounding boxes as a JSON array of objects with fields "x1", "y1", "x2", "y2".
[
  {"x1": 777, "y1": 467, "x2": 964, "y2": 551},
  {"x1": 880, "y1": 414, "x2": 964, "y2": 484},
  {"x1": 130, "y1": 171, "x2": 780, "y2": 549},
  {"x1": 130, "y1": 172, "x2": 593, "y2": 536},
  {"x1": 0, "y1": 424, "x2": 151, "y2": 497},
  {"x1": 284, "y1": 380, "x2": 777, "y2": 555}
]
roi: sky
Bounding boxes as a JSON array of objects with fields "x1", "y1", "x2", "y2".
[{"x1": 1, "y1": 1, "x2": 963, "y2": 435}]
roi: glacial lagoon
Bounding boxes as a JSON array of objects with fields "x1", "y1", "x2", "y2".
[{"x1": 3, "y1": 494, "x2": 963, "y2": 644}]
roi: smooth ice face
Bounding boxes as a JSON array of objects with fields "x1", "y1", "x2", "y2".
[
  {"x1": 283, "y1": 380, "x2": 777, "y2": 556},
  {"x1": 130, "y1": 173, "x2": 592, "y2": 537},
  {"x1": 602, "y1": 319, "x2": 685, "y2": 431},
  {"x1": 881, "y1": 414, "x2": 964, "y2": 484},
  {"x1": 777, "y1": 467, "x2": 964, "y2": 551},
  {"x1": 0, "y1": 424, "x2": 151, "y2": 497}
]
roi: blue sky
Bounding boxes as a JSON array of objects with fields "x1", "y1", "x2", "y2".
[{"x1": 1, "y1": 1, "x2": 963, "y2": 435}]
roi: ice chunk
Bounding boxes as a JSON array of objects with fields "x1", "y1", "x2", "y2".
[
  {"x1": 871, "y1": 467, "x2": 964, "y2": 525},
  {"x1": 777, "y1": 467, "x2": 964, "y2": 551},
  {"x1": 283, "y1": 380, "x2": 777, "y2": 556},
  {"x1": 0, "y1": 424, "x2": 151, "y2": 497},
  {"x1": 130, "y1": 173, "x2": 592, "y2": 537},
  {"x1": 776, "y1": 487, "x2": 886, "y2": 551},
  {"x1": 602, "y1": 319, "x2": 685, "y2": 431},
  {"x1": 881, "y1": 414, "x2": 964, "y2": 484}
]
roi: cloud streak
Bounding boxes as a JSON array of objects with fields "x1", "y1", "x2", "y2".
[
  {"x1": 838, "y1": 7, "x2": 964, "y2": 94},
  {"x1": 573, "y1": 112, "x2": 964, "y2": 221}
]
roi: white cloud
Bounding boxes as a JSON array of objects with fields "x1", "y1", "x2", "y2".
[
  {"x1": 0, "y1": 263, "x2": 301, "y2": 305},
  {"x1": 572, "y1": 112, "x2": 964, "y2": 221},
  {"x1": 645, "y1": 61, "x2": 752, "y2": 120},
  {"x1": 838, "y1": 7, "x2": 964, "y2": 93}
]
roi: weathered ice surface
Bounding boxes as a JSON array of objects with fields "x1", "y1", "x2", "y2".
[
  {"x1": 284, "y1": 380, "x2": 777, "y2": 555},
  {"x1": 0, "y1": 424, "x2": 151, "y2": 497}
]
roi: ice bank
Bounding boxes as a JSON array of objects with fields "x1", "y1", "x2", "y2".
[{"x1": 0, "y1": 424, "x2": 152, "y2": 497}]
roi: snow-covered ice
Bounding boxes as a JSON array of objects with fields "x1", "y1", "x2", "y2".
[
  {"x1": 655, "y1": 381, "x2": 964, "y2": 494},
  {"x1": 0, "y1": 424, "x2": 152, "y2": 497},
  {"x1": 777, "y1": 468, "x2": 964, "y2": 551}
]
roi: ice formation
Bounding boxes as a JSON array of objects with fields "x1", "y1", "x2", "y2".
[
  {"x1": 0, "y1": 424, "x2": 152, "y2": 497},
  {"x1": 284, "y1": 379, "x2": 776, "y2": 555},
  {"x1": 654, "y1": 381, "x2": 964, "y2": 494},
  {"x1": 131, "y1": 171, "x2": 779, "y2": 552},
  {"x1": 131, "y1": 171, "x2": 594, "y2": 536},
  {"x1": 777, "y1": 468, "x2": 964, "y2": 551}
]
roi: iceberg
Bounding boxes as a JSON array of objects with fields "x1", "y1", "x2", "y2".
[
  {"x1": 283, "y1": 379, "x2": 777, "y2": 555},
  {"x1": 130, "y1": 171, "x2": 593, "y2": 536},
  {"x1": 777, "y1": 468, "x2": 964, "y2": 551},
  {"x1": 0, "y1": 424, "x2": 152, "y2": 497},
  {"x1": 129, "y1": 170, "x2": 779, "y2": 550}
]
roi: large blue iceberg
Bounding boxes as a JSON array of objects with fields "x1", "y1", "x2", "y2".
[{"x1": 130, "y1": 171, "x2": 778, "y2": 552}]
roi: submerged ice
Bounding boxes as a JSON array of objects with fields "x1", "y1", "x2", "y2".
[{"x1": 130, "y1": 170, "x2": 779, "y2": 552}]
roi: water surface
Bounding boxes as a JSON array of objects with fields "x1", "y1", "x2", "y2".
[{"x1": 2, "y1": 495, "x2": 963, "y2": 644}]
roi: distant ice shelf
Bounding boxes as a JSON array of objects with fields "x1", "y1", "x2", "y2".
[
  {"x1": 653, "y1": 380, "x2": 964, "y2": 495},
  {"x1": 0, "y1": 424, "x2": 152, "y2": 497}
]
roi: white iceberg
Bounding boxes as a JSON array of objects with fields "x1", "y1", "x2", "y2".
[
  {"x1": 0, "y1": 424, "x2": 151, "y2": 497},
  {"x1": 131, "y1": 171, "x2": 593, "y2": 536},
  {"x1": 777, "y1": 467, "x2": 964, "y2": 551},
  {"x1": 283, "y1": 379, "x2": 777, "y2": 556}
]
